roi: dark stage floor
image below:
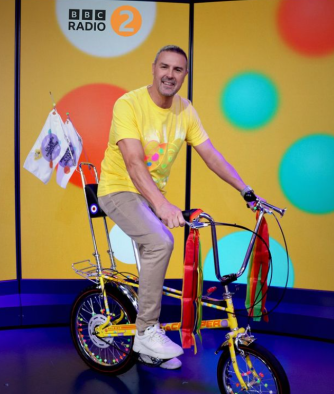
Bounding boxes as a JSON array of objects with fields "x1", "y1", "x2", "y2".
[{"x1": 0, "y1": 326, "x2": 333, "y2": 394}]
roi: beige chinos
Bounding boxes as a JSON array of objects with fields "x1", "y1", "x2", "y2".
[{"x1": 98, "y1": 192, "x2": 174, "y2": 334}]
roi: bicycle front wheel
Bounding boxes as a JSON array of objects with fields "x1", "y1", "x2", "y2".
[
  {"x1": 217, "y1": 342, "x2": 290, "y2": 394},
  {"x1": 70, "y1": 285, "x2": 137, "y2": 375}
]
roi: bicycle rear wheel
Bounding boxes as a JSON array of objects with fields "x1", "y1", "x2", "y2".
[
  {"x1": 70, "y1": 285, "x2": 137, "y2": 375},
  {"x1": 217, "y1": 342, "x2": 290, "y2": 394}
]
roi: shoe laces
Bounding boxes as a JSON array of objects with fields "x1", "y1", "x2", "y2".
[{"x1": 147, "y1": 325, "x2": 170, "y2": 344}]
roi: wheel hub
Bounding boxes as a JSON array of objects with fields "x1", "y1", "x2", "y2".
[{"x1": 88, "y1": 314, "x2": 114, "y2": 348}]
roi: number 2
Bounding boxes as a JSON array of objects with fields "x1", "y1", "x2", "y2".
[{"x1": 119, "y1": 10, "x2": 134, "y2": 32}]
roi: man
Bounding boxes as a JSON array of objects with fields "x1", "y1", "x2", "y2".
[{"x1": 98, "y1": 45, "x2": 256, "y2": 369}]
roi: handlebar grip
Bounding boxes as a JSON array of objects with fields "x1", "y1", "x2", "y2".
[
  {"x1": 182, "y1": 209, "x2": 203, "y2": 222},
  {"x1": 244, "y1": 190, "x2": 257, "y2": 202}
]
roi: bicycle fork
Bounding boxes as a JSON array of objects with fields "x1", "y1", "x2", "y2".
[{"x1": 219, "y1": 293, "x2": 259, "y2": 391}]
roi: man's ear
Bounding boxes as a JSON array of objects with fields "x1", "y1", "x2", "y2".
[{"x1": 152, "y1": 62, "x2": 155, "y2": 75}]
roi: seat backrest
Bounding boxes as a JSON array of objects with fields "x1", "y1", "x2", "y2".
[{"x1": 84, "y1": 184, "x2": 106, "y2": 218}]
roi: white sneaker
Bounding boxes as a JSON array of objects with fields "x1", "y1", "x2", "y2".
[
  {"x1": 133, "y1": 323, "x2": 184, "y2": 359},
  {"x1": 138, "y1": 354, "x2": 182, "y2": 370}
]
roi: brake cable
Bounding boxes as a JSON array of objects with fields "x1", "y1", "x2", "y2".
[{"x1": 207, "y1": 216, "x2": 290, "y2": 320}]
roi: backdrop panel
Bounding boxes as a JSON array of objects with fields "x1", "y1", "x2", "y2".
[
  {"x1": 21, "y1": 0, "x2": 189, "y2": 279},
  {"x1": 0, "y1": 0, "x2": 17, "y2": 281},
  {"x1": 193, "y1": 0, "x2": 334, "y2": 291}
]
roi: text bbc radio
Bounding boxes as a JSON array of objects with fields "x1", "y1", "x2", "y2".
[{"x1": 68, "y1": 9, "x2": 107, "y2": 31}]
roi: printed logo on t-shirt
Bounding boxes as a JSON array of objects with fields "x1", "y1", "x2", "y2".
[{"x1": 144, "y1": 136, "x2": 184, "y2": 189}]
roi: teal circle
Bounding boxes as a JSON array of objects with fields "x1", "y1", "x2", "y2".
[
  {"x1": 203, "y1": 232, "x2": 294, "y2": 287},
  {"x1": 279, "y1": 134, "x2": 334, "y2": 214},
  {"x1": 221, "y1": 72, "x2": 279, "y2": 130}
]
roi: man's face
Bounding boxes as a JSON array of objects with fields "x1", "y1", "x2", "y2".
[{"x1": 152, "y1": 51, "x2": 188, "y2": 98}]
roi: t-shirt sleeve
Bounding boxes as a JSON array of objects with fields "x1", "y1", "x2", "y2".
[
  {"x1": 186, "y1": 104, "x2": 209, "y2": 147},
  {"x1": 112, "y1": 97, "x2": 141, "y2": 144}
]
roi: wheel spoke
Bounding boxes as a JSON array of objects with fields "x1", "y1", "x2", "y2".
[
  {"x1": 72, "y1": 288, "x2": 135, "y2": 371},
  {"x1": 218, "y1": 344, "x2": 289, "y2": 394}
]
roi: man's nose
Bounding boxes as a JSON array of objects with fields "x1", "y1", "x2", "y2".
[{"x1": 166, "y1": 68, "x2": 173, "y2": 78}]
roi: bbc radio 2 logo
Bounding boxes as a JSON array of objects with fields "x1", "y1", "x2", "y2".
[
  {"x1": 68, "y1": 6, "x2": 142, "y2": 36},
  {"x1": 69, "y1": 9, "x2": 106, "y2": 31}
]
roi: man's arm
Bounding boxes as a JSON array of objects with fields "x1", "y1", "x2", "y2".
[
  {"x1": 194, "y1": 139, "x2": 247, "y2": 192},
  {"x1": 118, "y1": 138, "x2": 185, "y2": 228}
]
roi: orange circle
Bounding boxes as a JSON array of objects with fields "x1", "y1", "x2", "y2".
[
  {"x1": 110, "y1": 5, "x2": 142, "y2": 37},
  {"x1": 57, "y1": 84, "x2": 127, "y2": 188}
]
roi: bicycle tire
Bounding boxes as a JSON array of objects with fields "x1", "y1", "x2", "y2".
[
  {"x1": 217, "y1": 342, "x2": 290, "y2": 394},
  {"x1": 70, "y1": 285, "x2": 137, "y2": 375}
]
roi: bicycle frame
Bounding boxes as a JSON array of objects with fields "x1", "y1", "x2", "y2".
[{"x1": 73, "y1": 163, "x2": 286, "y2": 391}]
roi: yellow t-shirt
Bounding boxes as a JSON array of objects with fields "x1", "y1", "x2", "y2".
[{"x1": 98, "y1": 86, "x2": 209, "y2": 197}]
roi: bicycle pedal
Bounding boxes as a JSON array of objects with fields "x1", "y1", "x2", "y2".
[{"x1": 137, "y1": 353, "x2": 165, "y2": 367}]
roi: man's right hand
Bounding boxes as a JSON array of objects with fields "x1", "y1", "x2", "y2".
[{"x1": 154, "y1": 201, "x2": 186, "y2": 229}]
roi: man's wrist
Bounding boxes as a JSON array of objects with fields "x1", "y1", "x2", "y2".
[
  {"x1": 151, "y1": 196, "x2": 169, "y2": 212},
  {"x1": 240, "y1": 185, "x2": 254, "y2": 197}
]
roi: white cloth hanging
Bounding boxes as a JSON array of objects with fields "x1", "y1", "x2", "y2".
[
  {"x1": 56, "y1": 117, "x2": 83, "y2": 188},
  {"x1": 23, "y1": 109, "x2": 69, "y2": 184}
]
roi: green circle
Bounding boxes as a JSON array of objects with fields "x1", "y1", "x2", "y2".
[
  {"x1": 279, "y1": 134, "x2": 334, "y2": 214},
  {"x1": 221, "y1": 72, "x2": 279, "y2": 130}
]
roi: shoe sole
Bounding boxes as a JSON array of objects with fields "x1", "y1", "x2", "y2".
[
  {"x1": 160, "y1": 360, "x2": 182, "y2": 370},
  {"x1": 138, "y1": 354, "x2": 182, "y2": 370},
  {"x1": 133, "y1": 343, "x2": 184, "y2": 359}
]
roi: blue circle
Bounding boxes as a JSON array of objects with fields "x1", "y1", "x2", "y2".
[
  {"x1": 279, "y1": 134, "x2": 334, "y2": 214},
  {"x1": 221, "y1": 72, "x2": 279, "y2": 130},
  {"x1": 203, "y1": 232, "x2": 294, "y2": 287},
  {"x1": 109, "y1": 225, "x2": 136, "y2": 265}
]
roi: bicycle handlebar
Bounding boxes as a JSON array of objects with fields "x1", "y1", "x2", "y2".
[
  {"x1": 182, "y1": 199, "x2": 287, "y2": 286},
  {"x1": 256, "y1": 200, "x2": 286, "y2": 217}
]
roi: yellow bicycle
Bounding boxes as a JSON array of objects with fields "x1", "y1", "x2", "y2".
[{"x1": 70, "y1": 163, "x2": 290, "y2": 394}]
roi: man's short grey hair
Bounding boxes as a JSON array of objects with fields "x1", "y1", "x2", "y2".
[{"x1": 154, "y1": 45, "x2": 188, "y2": 67}]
